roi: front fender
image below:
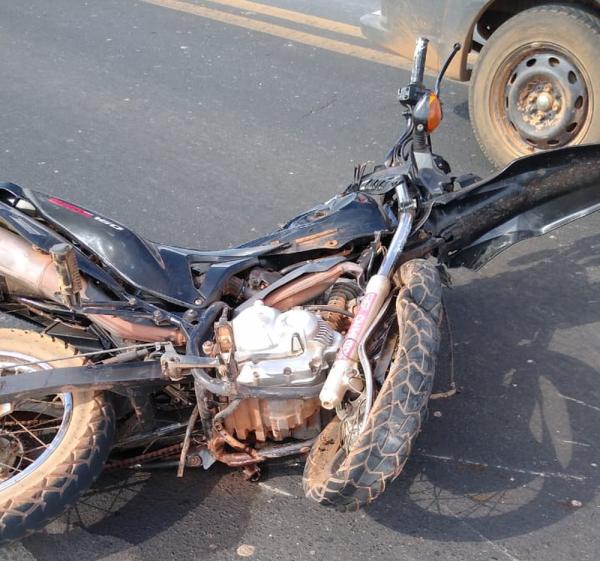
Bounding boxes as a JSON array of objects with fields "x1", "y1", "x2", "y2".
[{"x1": 426, "y1": 144, "x2": 600, "y2": 269}]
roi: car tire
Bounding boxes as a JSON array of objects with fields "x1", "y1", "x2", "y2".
[{"x1": 469, "y1": 3, "x2": 600, "y2": 168}]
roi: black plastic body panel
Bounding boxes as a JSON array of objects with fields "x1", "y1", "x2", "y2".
[
  {"x1": 24, "y1": 189, "x2": 204, "y2": 307},
  {"x1": 426, "y1": 144, "x2": 600, "y2": 268},
  {"x1": 0, "y1": 185, "x2": 390, "y2": 308},
  {"x1": 240, "y1": 191, "x2": 391, "y2": 253},
  {"x1": 0, "y1": 183, "x2": 124, "y2": 295}
]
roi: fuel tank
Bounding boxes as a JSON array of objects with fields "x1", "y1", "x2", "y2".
[{"x1": 239, "y1": 190, "x2": 392, "y2": 253}]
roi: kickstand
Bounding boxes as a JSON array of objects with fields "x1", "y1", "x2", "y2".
[{"x1": 177, "y1": 406, "x2": 199, "y2": 477}]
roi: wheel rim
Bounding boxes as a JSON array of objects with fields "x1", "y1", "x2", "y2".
[
  {"x1": 491, "y1": 45, "x2": 591, "y2": 154},
  {"x1": 0, "y1": 351, "x2": 73, "y2": 491}
]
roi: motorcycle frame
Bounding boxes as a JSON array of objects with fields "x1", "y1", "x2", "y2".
[
  {"x1": 0, "y1": 38, "x2": 599, "y2": 424},
  {"x1": 1, "y1": 146, "x2": 598, "y2": 407}
]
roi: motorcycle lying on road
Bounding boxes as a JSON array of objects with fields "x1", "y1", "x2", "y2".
[{"x1": 0, "y1": 38, "x2": 598, "y2": 543}]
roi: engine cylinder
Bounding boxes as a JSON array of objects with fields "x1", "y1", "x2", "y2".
[{"x1": 223, "y1": 301, "x2": 344, "y2": 441}]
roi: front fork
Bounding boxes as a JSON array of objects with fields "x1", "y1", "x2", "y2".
[{"x1": 319, "y1": 183, "x2": 414, "y2": 410}]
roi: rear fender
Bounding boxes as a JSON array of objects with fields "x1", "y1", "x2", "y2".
[{"x1": 425, "y1": 144, "x2": 600, "y2": 269}]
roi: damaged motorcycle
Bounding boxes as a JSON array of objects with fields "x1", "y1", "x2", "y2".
[{"x1": 0, "y1": 38, "x2": 598, "y2": 542}]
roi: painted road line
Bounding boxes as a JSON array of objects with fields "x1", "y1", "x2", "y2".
[
  {"x1": 419, "y1": 453, "x2": 587, "y2": 482},
  {"x1": 202, "y1": 0, "x2": 363, "y2": 39},
  {"x1": 140, "y1": 0, "x2": 408, "y2": 69},
  {"x1": 257, "y1": 482, "x2": 296, "y2": 497}
]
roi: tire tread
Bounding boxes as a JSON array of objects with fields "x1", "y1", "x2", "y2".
[
  {"x1": 303, "y1": 260, "x2": 442, "y2": 510},
  {"x1": 469, "y1": 2, "x2": 600, "y2": 167},
  {"x1": 0, "y1": 330, "x2": 114, "y2": 543}
]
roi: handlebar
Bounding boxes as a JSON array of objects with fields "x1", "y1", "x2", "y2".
[
  {"x1": 387, "y1": 38, "x2": 462, "y2": 167},
  {"x1": 410, "y1": 37, "x2": 429, "y2": 85}
]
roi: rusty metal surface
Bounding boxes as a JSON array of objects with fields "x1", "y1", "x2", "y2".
[
  {"x1": 263, "y1": 262, "x2": 362, "y2": 311},
  {"x1": 0, "y1": 227, "x2": 186, "y2": 345},
  {"x1": 293, "y1": 228, "x2": 338, "y2": 247},
  {"x1": 208, "y1": 436, "x2": 262, "y2": 467},
  {"x1": 91, "y1": 315, "x2": 186, "y2": 346},
  {"x1": 223, "y1": 397, "x2": 321, "y2": 442},
  {"x1": 105, "y1": 443, "x2": 184, "y2": 470}
]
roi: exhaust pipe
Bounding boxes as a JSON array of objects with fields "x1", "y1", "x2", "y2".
[{"x1": 0, "y1": 228, "x2": 185, "y2": 345}]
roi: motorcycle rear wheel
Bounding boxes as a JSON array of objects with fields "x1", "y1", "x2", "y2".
[
  {"x1": 303, "y1": 260, "x2": 442, "y2": 510},
  {"x1": 0, "y1": 329, "x2": 114, "y2": 543}
]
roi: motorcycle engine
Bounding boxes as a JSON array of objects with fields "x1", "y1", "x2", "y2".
[{"x1": 220, "y1": 301, "x2": 343, "y2": 441}]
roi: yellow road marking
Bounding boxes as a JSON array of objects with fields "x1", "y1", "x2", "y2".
[
  {"x1": 141, "y1": 0, "x2": 407, "y2": 69},
  {"x1": 202, "y1": 0, "x2": 362, "y2": 39}
]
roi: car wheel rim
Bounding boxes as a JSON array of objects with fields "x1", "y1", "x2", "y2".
[{"x1": 491, "y1": 45, "x2": 591, "y2": 154}]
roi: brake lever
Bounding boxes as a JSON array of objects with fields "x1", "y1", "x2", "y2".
[{"x1": 434, "y1": 43, "x2": 461, "y2": 96}]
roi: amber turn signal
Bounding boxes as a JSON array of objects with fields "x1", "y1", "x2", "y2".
[{"x1": 426, "y1": 93, "x2": 443, "y2": 133}]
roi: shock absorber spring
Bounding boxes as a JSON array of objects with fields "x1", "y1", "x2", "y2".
[{"x1": 323, "y1": 283, "x2": 361, "y2": 332}]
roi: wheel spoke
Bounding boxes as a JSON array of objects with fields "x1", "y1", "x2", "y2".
[
  {"x1": 0, "y1": 461, "x2": 22, "y2": 474},
  {"x1": 9, "y1": 424, "x2": 61, "y2": 436},
  {"x1": 24, "y1": 443, "x2": 50, "y2": 452},
  {"x1": 8, "y1": 415, "x2": 48, "y2": 449},
  {"x1": 19, "y1": 400, "x2": 65, "y2": 419}
]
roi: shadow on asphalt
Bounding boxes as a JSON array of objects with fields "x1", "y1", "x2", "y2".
[
  {"x1": 22, "y1": 233, "x2": 599, "y2": 556},
  {"x1": 368, "y1": 232, "x2": 599, "y2": 540},
  {"x1": 23, "y1": 464, "x2": 257, "y2": 559},
  {"x1": 452, "y1": 99, "x2": 470, "y2": 122}
]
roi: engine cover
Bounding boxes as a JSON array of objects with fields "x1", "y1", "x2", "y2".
[
  {"x1": 223, "y1": 397, "x2": 321, "y2": 441},
  {"x1": 231, "y1": 301, "x2": 342, "y2": 387}
]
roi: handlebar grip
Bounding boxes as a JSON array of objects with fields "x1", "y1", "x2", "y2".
[{"x1": 410, "y1": 37, "x2": 429, "y2": 85}]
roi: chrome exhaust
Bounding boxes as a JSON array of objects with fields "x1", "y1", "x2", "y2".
[{"x1": 0, "y1": 228, "x2": 185, "y2": 345}]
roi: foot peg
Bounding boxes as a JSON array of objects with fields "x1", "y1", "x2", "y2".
[{"x1": 50, "y1": 243, "x2": 82, "y2": 308}]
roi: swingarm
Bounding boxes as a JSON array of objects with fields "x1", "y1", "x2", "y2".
[{"x1": 0, "y1": 348, "x2": 219, "y2": 403}]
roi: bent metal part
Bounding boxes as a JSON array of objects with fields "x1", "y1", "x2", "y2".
[{"x1": 0, "y1": 37, "x2": 598, "y2": 543}]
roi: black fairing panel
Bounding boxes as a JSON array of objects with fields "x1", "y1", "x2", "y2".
[
  {"x1": 0, "y1": 183, "x2": 123, "y2": 294},
  {"x1": 23, "y1": 189, "x2": 203, "y2": 307},
  {"x1": 6, "y1": 187, "x2": 389, "y2": 307},
  {"x1": 239, "y1": 191, "x2": 391, "y2": 252},
  {"x1": 427, "y1": 144, "x2": 600, "y2": 269}
]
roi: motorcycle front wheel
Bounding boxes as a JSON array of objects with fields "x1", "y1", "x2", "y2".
[
  {"x1": 0, "y1": 329, "x2": 114, "y2": 543},
  {"x1": 303, "y1": 260, "x2": 443, "y2": 510}
]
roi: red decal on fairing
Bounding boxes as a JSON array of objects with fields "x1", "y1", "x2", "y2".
[
  {"x1": 48, "y1": 197, "x2": 93, "y2": 218},
  {"x1": 338, "y1": 292, "x2": 378, "y2": 359}
]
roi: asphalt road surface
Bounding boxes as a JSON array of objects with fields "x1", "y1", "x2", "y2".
[{"x1": 0, "y1": 1, "x2": 599, "y2": 560}]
